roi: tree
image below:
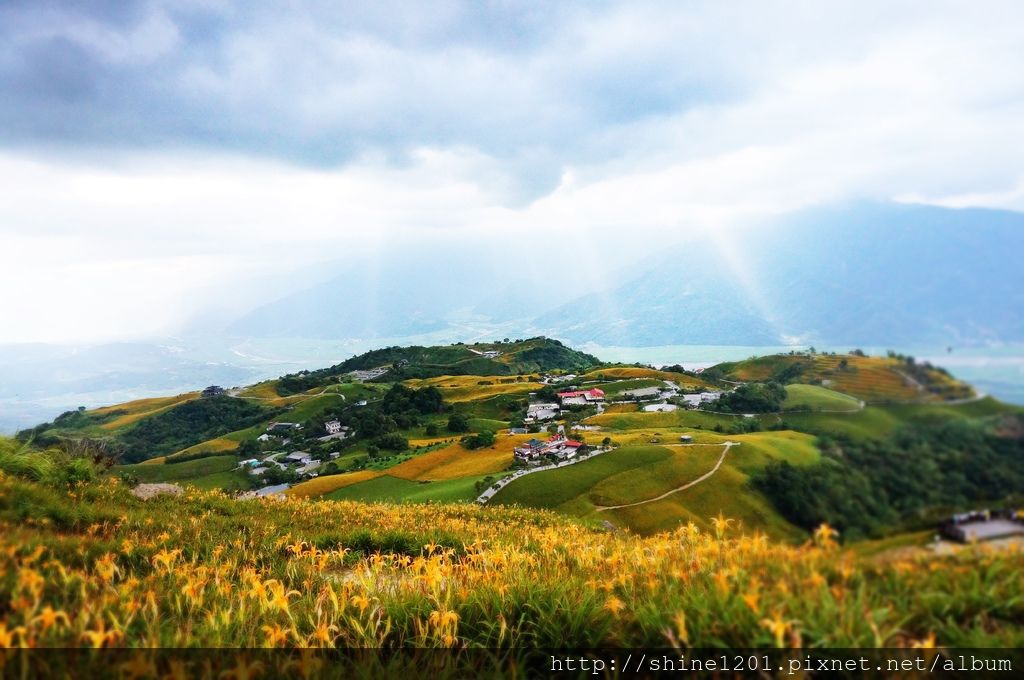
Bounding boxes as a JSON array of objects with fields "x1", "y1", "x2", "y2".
[
  {"x1": 462, "y1": 430, "x2": 496, "y2": 450},
  {"x1": 425, "y1": 423, "x2": 439, "y2": 436},
  {"x1": 237, "y1": 439, "x2": 260, "y2": 457},
  {"x1": 376, "y1": 433, "x2": 409, "y2": 452},
  {"x1": 447, "y1": 414, "x2": 470, "y2": 433}
]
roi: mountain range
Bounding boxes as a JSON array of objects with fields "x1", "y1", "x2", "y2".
[{"x1": 231, "y1": 202, "x2": 1024, "y2": 348}]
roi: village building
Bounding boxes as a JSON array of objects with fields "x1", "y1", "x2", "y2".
[
  {"x1": 239, "y1": 459, "x2": 260, "y2": 468},
  {"x1": 525, "y1": 403, "x2": 560, "y2": 422},
  {"x1": 256, "y1": 433, "x2": 273, "y2": 442},
  {"x1": 325, "y1": 419, "x2": 343, "y2": 435},
  {"x1": 681, "y1": 391, "x2": 722, "y2": 408},
  {"x1": 620, "y1": 386, "x2": 663, "y2": 401},
  {"x1": 286, "y1": 451, "x2": 311, "y2": 464},
  {"x1": 201, "y1": 385, "x2": 226, "y2": 398},
  {"x1": 348, "y1": 367, "x2": 390, "y2": 382},
  {"x1": 514, "y1": 434, "x2": 585, "y2": 464},
  {"x1": 267, "y1": 422, "x2": 302, "y2": 433},
  {"x1": 249, "y1": 467, "x2": 268, "y2": 476},
  {"x1": 940, "y1": 510, "x2": 1024, "y2": 543},
  {"x1": 557, "y1": 388, "x2": 605, "y2": 406}
]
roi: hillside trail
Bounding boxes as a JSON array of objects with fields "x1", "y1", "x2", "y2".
[{"x1": 594, "y1": 441, "x2": 739, "y2": 511}]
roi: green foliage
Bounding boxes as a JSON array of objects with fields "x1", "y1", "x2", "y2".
[
  {"x1": 119, "y1": 396, "x2": 274, "y2": 463},
  {"x1": 375, "y1": 433, "x2": 409, "y2": 452},
  {"x1": 0, "y1": 437, "x2": 98, "y2": 487},
  {"x1": 713, "y1": 382, "x2": 786, "y2": 413},
  {"x1": 447, "y1": 413, "x2": 470, "y2": 433},
  {"x1": 754, "y1": 416, "x2": 1024, "y2": 539},
  {"x1": 460, "y1": 430, "x2": 496, "y2": 450}
]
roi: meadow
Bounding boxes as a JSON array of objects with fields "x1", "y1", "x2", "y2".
[{"x1": 1, "y1": 470, "x2": 1021, "y2": 652}]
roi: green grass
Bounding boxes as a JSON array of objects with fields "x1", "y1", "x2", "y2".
[
  {"x1": 771, "y1": 397, "x2": 1020, "y2": 441},
  {"x1": 782, "y1": 384, "x2": 861, "y2": 412},
  {"x1": 323, "y1": 474, "x2": 492, "y2": 503},
  {"x1": 112, "y1": 455, "x2": 250, "y2": 491},
  {"x1": 491, "y1": 446, "x2": 672, "y2": 509},
  {"x1": 593, "y1": 378, "x2": 665, "y2": 396}
]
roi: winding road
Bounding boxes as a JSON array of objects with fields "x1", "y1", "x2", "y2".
[{"x1": 595, "y1": 440, "x2": 739, "y2": 511}]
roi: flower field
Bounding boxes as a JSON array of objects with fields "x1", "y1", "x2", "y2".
[{"x1": 2, "y1": 471, "x2": 1022, "y2": 651}]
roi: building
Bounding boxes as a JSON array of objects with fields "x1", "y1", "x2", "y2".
[
  {"x1": 349, "y1": 367, "x2": 390, "y2": 382},
  {"x1": 239, "y1": 458, "x2": 260, "y2": 467},
  {"x1": 286, "y1": 451, "x2": 311, "y2": 464},
  {"x1": 525, "y1": 402, "x2": 560, "y2": 422},
  {"x1": 267, "y1": 422, "x2": 301, "y2": 433},
  {"x1": 621, "y1": 386, "x2": 662, "y2": 401},
  {"x1": 202, "y1": 385, "x2": 226, "y2": 398},
  {"x1": 256, "y1": 433, "x2": 273, "y2": 442},
  {"x1": 557, "y1": 388, "x2": 605, "y2": 404},
  {"x1": 514, "y1": 434, "x2": 585, "y2": 464},
  {"x1": 679, "y1": 435, "x2": 693, "y2": 443},
  {"x1": 325, "y1": 420, "x2": 343, "y2": 435},
  {"x1": 508, "y1": 427, "x2": 528, "y2": 435},
  {"x1": 940, "y1": 510, "x2": 1024, "y2": 543},
  {"x1": 681, "y1": 392, "x2": 722, "y2": 408}
]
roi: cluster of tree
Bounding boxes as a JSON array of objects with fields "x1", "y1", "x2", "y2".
[
  {"x1": 276, "y1": 373, "x2": 323, "y2": 396},
  {"x1": 461, "y1": 430, "x2": 496, "y2": 450},
  {"x1": 17, "y1": 406, "x2": 124, "y2": 444},
  {"x1": 711, "y1": 382, "x2": 786, "y2": 413},
  {"x1": 753, "y1": 417, "x2": 1024, "y2": 540},
  {"x1": 118, "y1": 397, "x2": 276, "y2": 463}
]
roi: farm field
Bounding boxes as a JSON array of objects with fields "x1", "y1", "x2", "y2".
[{"x1": 782, "y1": 384, "x2": 862, "y2": 411}]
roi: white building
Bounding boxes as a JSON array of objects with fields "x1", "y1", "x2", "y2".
[{"x1": 325, "y1": 420, "x2": 343, "y2": 435}]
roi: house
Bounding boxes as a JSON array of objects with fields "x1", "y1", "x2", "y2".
[
  {"x1": 239, "y1": 459, "x2": 260, "y2": 468},
  {"x1": 249, "y1": 467, "x2": 268, "y2": 476},
  {"x1": 508, "y1": 427, "x2": 528, "y2": 435},
  {"x1": 681, "y1": 392, "x2": 722, "y2": 408},
  {"x1": 621, "y1": 386, "x2": 662, "y2": 401},
  {"x1": 202, "y1": 385, "x2": 226, "y2": 398},
  {"x1": 545, "y1": 373, "x2": 577, "y2": 384},
  {"x1": 679, "y1": 435, "x2": 693, "y2": 443},
  {"x1": 513, "y1": 434, "x2": 584, "y2": 463},
  {"x1": 297, "y1": 460, "x2": 322, "y2": 476},
  {"x1": 525, "y1": 403, "x2": 560, "y2": 422},
  {"x1": 257, "y1": 433, "x2": 273, "y2": 442},
  {"x1": 267, "y1": 422, "x2": 301, "y2": 433},
  {"x1": 325, "y1": 419, "x2": 343, "y2": 435},
  {"x1": 355, "y1": 400, "x2": 368, "y2": 407},
  {"x1": 348, "y1": 367, "x2": 390, "y2": 382},
  {"x1": 939, "y1": 510, "x2": 1024, "y2": 543},
  {"x1": 557, "y1": 388, "x2": 605, "y2": 404},
  {"x1": 286, "y1": 451, "x2": 311, "y2": 464}
]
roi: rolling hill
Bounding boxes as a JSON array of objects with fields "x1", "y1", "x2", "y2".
[{"x1": 16, "y1": 338, "x2": 1022, "y2": 547}]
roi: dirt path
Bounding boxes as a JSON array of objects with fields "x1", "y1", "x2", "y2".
[{"x1": 595, "y1": 441, "x2": 739, "y2": 511}]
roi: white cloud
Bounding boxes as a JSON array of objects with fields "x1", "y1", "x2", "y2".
[{"x1": 2, "y1": 1, "x2": 1024, "y2": 342}]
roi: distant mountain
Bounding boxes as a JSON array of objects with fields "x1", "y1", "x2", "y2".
[{"x1": 534, "y1": 202, "x2": 1024, "y2": 347}]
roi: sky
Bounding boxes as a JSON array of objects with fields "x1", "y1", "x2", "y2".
[{"x1": 2, "y1": 0, "x2": 1024, "y2": 344}]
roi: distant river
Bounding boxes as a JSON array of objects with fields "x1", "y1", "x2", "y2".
[{"x1": 580, "y1": 342, "x2": 1024, "y2": 406}]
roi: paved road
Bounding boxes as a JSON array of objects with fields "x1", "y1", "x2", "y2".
[{"x1": 595, "y1": 441, "x2": 739, "y2": 511}]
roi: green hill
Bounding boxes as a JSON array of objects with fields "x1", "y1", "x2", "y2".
[{"x1": 16, "y1": 339, "x2": 1019, "y2": 546}]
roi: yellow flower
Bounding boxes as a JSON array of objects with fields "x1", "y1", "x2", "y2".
[
  {"x1": 32, "y1": 605, "x2": 70, "y2": 632},
  {"x1": 0, "y1": 623, "x2": 26, "y2": 648},
  {"x1": 261, "y1": 624, "x2": 289, "y2": 647},
  {"x1": 603, "y1": 596, "x2": 625, "y2": 616}
]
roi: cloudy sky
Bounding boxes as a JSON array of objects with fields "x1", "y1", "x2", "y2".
[{"x1": 2, "y1": 0, "x2": 1024, "y2": 344}]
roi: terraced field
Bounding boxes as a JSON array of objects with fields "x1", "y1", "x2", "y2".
[{"x1": 402, "y1": 375, "x2": 542, "y2": 402}]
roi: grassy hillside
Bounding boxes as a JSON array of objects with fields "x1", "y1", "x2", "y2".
[
  {"x1": 17, "y1": 340, "x2": 1014, "y2": 546},
  {"x1": 708, "y1": 352, "x2": 973, "y2": 403},
  {"x1": 1, "y1": 470, "x2": 1021, "y2": 652},
  {"x1": 782, "y1": 384, "x2": 862, "y2": 411}
]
